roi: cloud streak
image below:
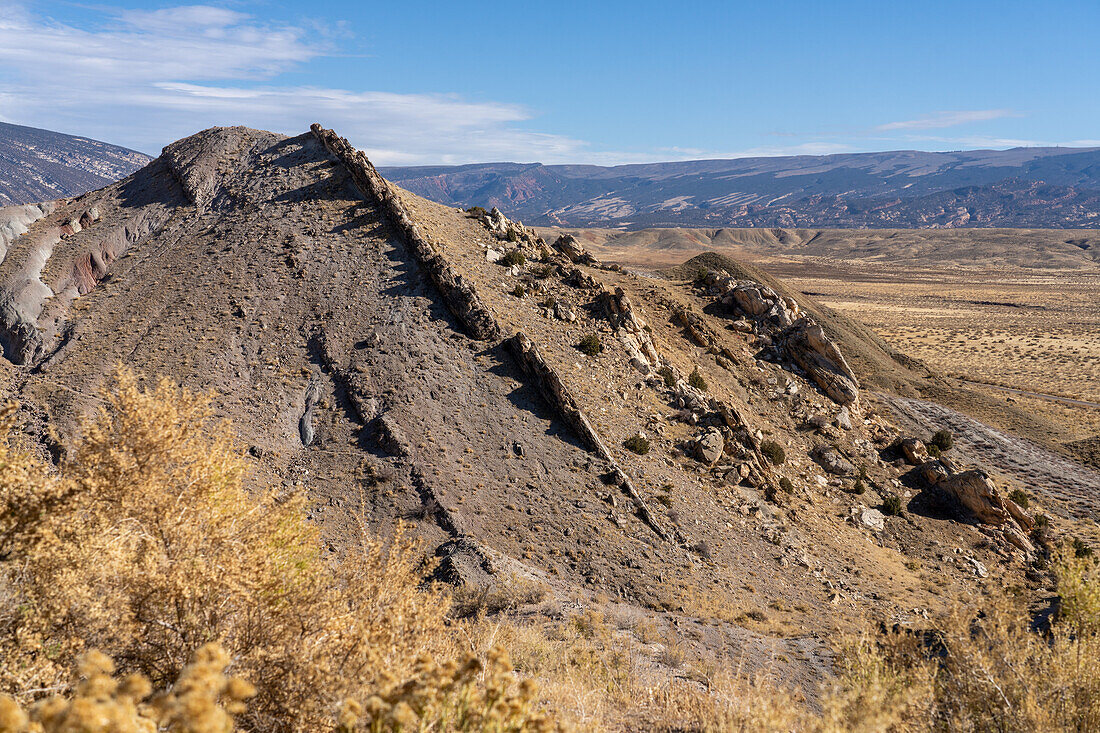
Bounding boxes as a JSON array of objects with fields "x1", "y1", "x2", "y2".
[
  {"x1": 0, "y1": 2, "x2": 633, "y2": 164},
  {"x1": 875, "y1": 109, "x2": 1020, "y2": 131}
]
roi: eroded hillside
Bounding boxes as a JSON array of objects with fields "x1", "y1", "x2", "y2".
[{"x1": 1, "y1": 125, "x2": 1091, "y2": 695}]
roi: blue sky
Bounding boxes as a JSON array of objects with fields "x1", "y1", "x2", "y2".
[{"x1": 1, "y1": 0, "x2": 1098, "y2": 165}]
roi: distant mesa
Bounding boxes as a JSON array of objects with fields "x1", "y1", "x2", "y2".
[{"x1": 382, "y1": 147, "x2": 1100, "y2": 229}]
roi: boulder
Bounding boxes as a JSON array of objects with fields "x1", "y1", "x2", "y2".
[
  {"x1": 812, "y1": 444, "x2": 857, "y2": 476},
  {"x1": 694, "y1": 429, "x2": 725, "y2": 465},
  {"x1": 901, "y1": 438, "x2": 929, "y2": 465},
  {"x1": 918, "y1": 459, "x2": 950, "y2": 485},
  {"x1": 553, "y1": 234, "x2": 598, "y2": 265},
  {"x1": 834, "y1": 407, "x2": 852, "y2": 430},
  {"x1": 860, "y1": 507, "x2": 885, "y2": 532},
  {"x1": 939, "y1": 469, "x2": 1011, "y2": 525}
]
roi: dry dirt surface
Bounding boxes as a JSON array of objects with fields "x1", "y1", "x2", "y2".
[{"x1": 1, "y1": 125, "x2": 1091, "y2": 698}]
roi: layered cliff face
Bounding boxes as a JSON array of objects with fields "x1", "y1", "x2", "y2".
[
  {"x1": 0, "y1": 121, "x2": 151, "y2": 206},
  {"x1": 0, "y1": 125, "x2": 1075, "y2": 686}
]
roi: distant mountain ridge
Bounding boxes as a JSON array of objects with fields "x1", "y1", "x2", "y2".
[
  {"x1": 382, "y1": 146, "x2": 1100, "y2": 229},
  {"x1": 0, "y1": 121, "x2": 151, "y2": 206}
]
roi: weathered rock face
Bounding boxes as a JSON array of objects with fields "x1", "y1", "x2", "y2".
[
  {"x1": 902, "y1": 438, "x2": 930, "y2": 465},
  {"x1": 552, "y1": 234, "x2": 600, "y2": 266},
  {"x1": 599, "y1": 286, "x2": 660, "y2": 372},
  {"x1": 694, "y1": 428, "x2": 725, "y2": 465},
  {"x1": 919, "y1": 459, "x2": 1034, "y2": 541},
  {"x1": 472, "y1": 207, "x2": 543, "y2": 248},
  {"x1": 781, "y1": 319, "x2": 860, "y2": 406},
  {"x1": 939, "y1": 469, "x2": 1011, "y2": 525},
  {"x1": 697, "y1": 269, "x2": 859, "y2": 405}
]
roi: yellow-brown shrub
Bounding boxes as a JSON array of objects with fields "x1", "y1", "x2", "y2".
[{"x1": 0, "y1": 371, "x2": 553, "y2": 732}]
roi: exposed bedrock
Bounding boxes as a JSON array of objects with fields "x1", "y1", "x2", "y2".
[
  {"x1": 697, "y1": 269, "x2": 859, "y2": 405},
  {"x1": 506, "y1": 331, "x2": 669, "y2": 541},
  {"x1": 1, "y1": 202, "x2": 55, "y2": 265},
  {"x1": 310, "y1": 124, "x2": 501, "y2": 341}
]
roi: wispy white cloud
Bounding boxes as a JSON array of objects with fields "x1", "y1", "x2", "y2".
[
  {"x1": 875, "y1": 109, "x2": 1020, "y2": 132},
  {"x1": 0, "y1": 2, "x2": 630, "y2": 164}
]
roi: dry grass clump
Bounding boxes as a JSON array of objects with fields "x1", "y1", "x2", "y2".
[
  {"x1": 0, "y1": 643, "x2": 255, "y2": 733},
  {"x1": 0, "y1": 371, "x2": 554, "y2": 732},
  {"x1": 851, "y1": 549, "x2": 1100, "y2": 732}
]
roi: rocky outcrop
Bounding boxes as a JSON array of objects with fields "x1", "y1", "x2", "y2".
[
  {"x1": 780, "y1": 319, "x2": 860, "y2": 405},
  {"x1": 507, "y1": 331, "x2": 668, "y2": 541},
  {"x1": 902, "y1": 438, "x2": 930, "y2": 465},
  {"x1": 310, "y1": 124, "x2": 501, "y2": 341},
  {"x1": 552, "y1": 234, "x2": 600, "y2": 266},
  {"x1": 697, "y1": 270, "x2": 859, "y2": 405},
  {"x1": 599, "y1": 286, "x2": 661, "y2": 373},
  {"x1": 0, "y1": 203, "x2": 54, "y2": 264},
  {"x1": 919, "y1": 458, "x2": 1034, "y2": 548},
  {"x1": 471, "y1": 207, "x2": 543, "y2": 248}
]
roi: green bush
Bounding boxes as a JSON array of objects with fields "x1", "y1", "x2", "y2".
[
  {"x1": 779, "y1": 477, "x2": 794, "y2": 493},
  {"x1": 851, "y1": 478, "x2": 866, "y2": 495},
  {"x1": 1008, "y1": 488, "x2": 1030, "y2": 509},
  {"x1": 576, "y1": 333, "x2": 603, "y2": 357},
  {"x1": 930, "y1": 429, "x2": 953, "y2": 451},
  {"x1": 688, "y1": 367, "x2": 708, "y2": 391},
  {"x1": 883, "y1": 495, "x2": 904, "y2": 516},
  {"x1": 760, "y1": 439, "x2": 785, "y2": 466},
  {"x1": 623, "y1": 434, "x2": 650, "y2": 455},
  {"x1": 500, "y1": 250, "x2": 526, "y2": 267},
  {"x1": 511, "y1": 284, "x2": 526, "y2": 298},
  {"x1": 465, "y1": 205, "x2": 487, "y2": 218},
  {"x1": 658, "y1": 366, "x2": 676, "y2": 389}
]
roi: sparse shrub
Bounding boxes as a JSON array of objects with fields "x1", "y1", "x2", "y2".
[
  {"x1": 658, "y1": 366, "x2": 676, "y2": 388},
  {"x1": 623, "y1": 434, "x2": 650, "y2": 455},
  {"x1": 851, "y1": 478, "x2": 866, "y2": 495},
  {"x1": 690, "y1": 540, "x2": 713, "y2": 560},
  {"x1": 779, "y1": 476, "x2": 794, "y2": 493},
  {"x1": 511, "y1": 284, "x2": 527, "y2": 298},
  {"x1": 931, "y1": 429, "x2": 954, "y2": 451},
  {"x1": 883, "y1": 495, "x2": 904, "y2": 515},
  {"x1": 654, "y1": 493, "x2": 672, "y2": 507},
  {"x1": 1072, "y1": 537, "x2": 1095, "y2": 558},
  {"x1": 531, "y1": 263, "x2": 555, "y2": 279},
  {"x1": 506, "y1": 228, "x2": 520, "y2": 243},
  {"x1": 500, "y1": 249, "x2": 526, "y2": 267},
  {"x1": 539, "y1": 246, "x2": 552, "y2": 262},
  {"x1": 760, "y1": 439, "x2": 785, "y2": 465},
  {"x1": 465, "y1": 205, "x2": 487, "y2": 218},
  {"x1": 451, "y1": 576, "x2": 549, "y2": 618},
  {"x1": 1008, "y1": 488, "x2": 1030, "y2": 509},
  {"x1": 688, "y1": 367, "x2": 708, "y2": 391},
  {"x1": 927, "y1": 443, "x2": 942, "y2": 458},
  {"x1": 576, "y1": 333, "x2": 602, "y2": 356}
]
